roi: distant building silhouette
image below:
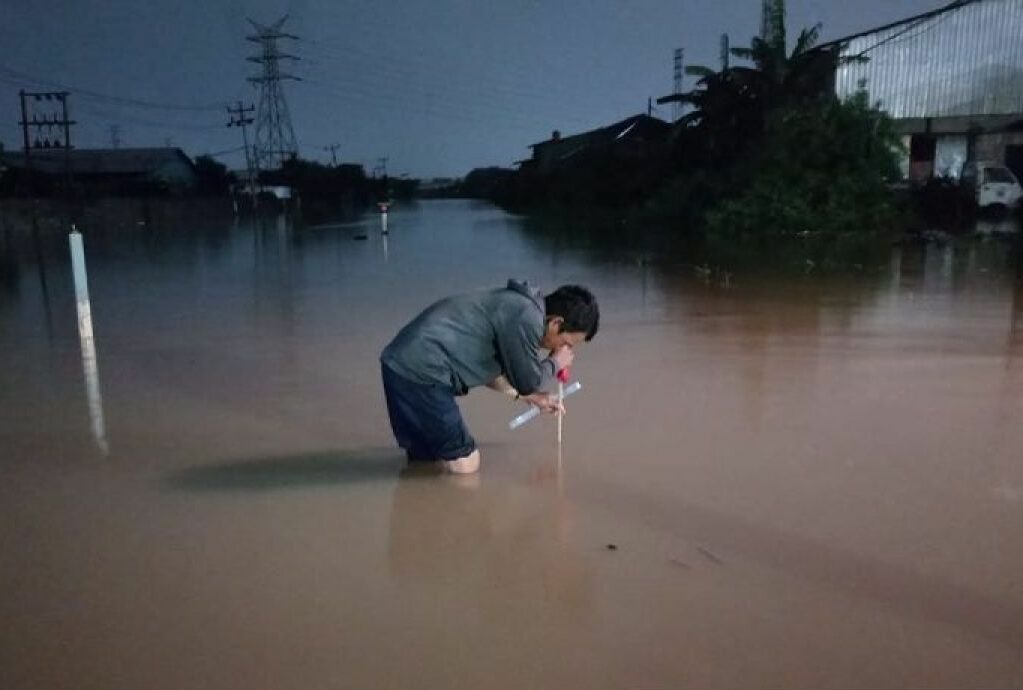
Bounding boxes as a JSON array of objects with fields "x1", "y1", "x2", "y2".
[
  {"x1": 3, "y1": 147, "x2": 198, "y2": 195},
  {"x1": 521, "y1": 114, "x2": 670, "y2": 175}
]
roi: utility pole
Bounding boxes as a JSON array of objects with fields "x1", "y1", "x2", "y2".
[
  {"x1": 374, "y1": 156, "x2": 388, "y2": 179},
  {"x1": 721, "y1": 34, "x2": 730, "y2": 71},
  {"x1": 18, "y1": 90, "x2": 75, "y2": 195},
  {"x1": 324, "y1": 143, "x2": 341, "y2": 167},
  {"x1": 672, "y1": 48, "x2": 684, "y2": 122},
  {"x1": 109, "y1": 124, "x2": 121, "y2": 149},
  {"x1": 246, "y1": 16, "x2": 300, "y2": 172},
  {"x1": 18, "y1": 91, "x2": 32, "y2": 178},
  {"x1": 227, "y1": 101, "x2": 258, "y2": 199}
]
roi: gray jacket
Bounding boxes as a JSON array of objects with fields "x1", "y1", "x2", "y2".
[{"x1": 381, "y1": 279, "x2": 556, "y2": 395}]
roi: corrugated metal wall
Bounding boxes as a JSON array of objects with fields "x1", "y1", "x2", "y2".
[{"x1": 835, "y1": 0, "x2": 1023, "y2": 118}]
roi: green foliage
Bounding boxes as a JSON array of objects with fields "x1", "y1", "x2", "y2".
[
  {"x1": 706, "y1": 92, "x2": 901, "y2": 234},
  {"x1": 193, "y1": 155, "x2": 231, "y2": 196},
  {"x1": 700, "y1": 92, "x2": 904, "y2": 268},
  {"x1": 654, "y1": 13, "x2": 904, "y2": 269},
  {"x1": 677, "y1": 21, "x2": 841, "y2": 162}
]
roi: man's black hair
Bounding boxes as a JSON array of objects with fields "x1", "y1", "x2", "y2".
[{"x1": 544, "y1": 285, "x2": 599, "y2": 341}]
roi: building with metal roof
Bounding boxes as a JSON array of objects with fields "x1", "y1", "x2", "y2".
[{"x1": 824, "y1": 0, "x2": 1023, "y2": 181}]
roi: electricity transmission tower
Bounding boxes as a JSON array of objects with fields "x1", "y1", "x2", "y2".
[
  {"x1": 672, "y1": 48, "x2": 684, "y2": 122},
  {"x1": 109, "y1": 124, "x2": 121, "y2": 149},
  {"x1": 246, "y1": 16, "x2": 300, "y2": 171}
]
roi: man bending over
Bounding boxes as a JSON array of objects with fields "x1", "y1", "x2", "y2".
[{"x1": 380, "y1": 281, "x2": 599, "y2": 474}]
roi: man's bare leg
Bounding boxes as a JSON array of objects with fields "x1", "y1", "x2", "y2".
[{"x1": 444, "y1": 448, "x2": 480, "y2": 474}]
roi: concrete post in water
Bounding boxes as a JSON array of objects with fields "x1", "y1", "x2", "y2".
[{"x1": 69, "y1": 228, "x2": 109, "y2": 456}]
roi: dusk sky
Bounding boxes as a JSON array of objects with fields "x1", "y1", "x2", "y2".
[{"x1": 1, "y1": 1, "x2": 942, "y2": 178}]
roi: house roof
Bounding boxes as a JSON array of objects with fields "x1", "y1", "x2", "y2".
[
  {"x1": 2, "y1": 147, "x2": 196, "y2": 176},
  {"x1": 529, "y1": 114, "x2": 670, "y2": 150},
  {"x1": 814, "y1": 0, "x2": 983, "y2": 52}
]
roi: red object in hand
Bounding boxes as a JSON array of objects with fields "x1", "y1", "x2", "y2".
[{"x1": 557, "y1": 367, "x2": 570, "y2": 383}]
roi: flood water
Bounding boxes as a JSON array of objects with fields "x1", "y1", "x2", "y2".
[{"x1": 1, "y1": 199, "x2": 1022, "y2": 689}]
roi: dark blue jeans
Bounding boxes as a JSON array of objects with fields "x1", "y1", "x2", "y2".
[{"x1": 381, "y1": 362, "x2": 476, "y2": 461}]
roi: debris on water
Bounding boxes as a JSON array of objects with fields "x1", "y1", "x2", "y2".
[
  {"x1": 354, "y1": 234, "x2": 368, "y2": 240},
  {"x1": 696, "y1": 546, "x2": 723, "y2": 564},
  {"x1": 606, "y1": 543, "x2": 618, "y2": 551}
]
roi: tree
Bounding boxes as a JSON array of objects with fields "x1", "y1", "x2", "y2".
[
  {"x1": 703, "y1": 90, "x2": 903, "y2": 261},
  {"x1": 193, "y1": 155, "x2": 231, "y2": 196},
  {"x1": 644, "y1": 12, "x2": 900, "y2": 264},
  {"x1": 669, "y1": 18, "x2": 858, "y2": 165}
]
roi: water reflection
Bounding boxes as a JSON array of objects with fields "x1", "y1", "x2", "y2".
[
  {"x1": 388, "y1": 465, "x2": 592, "y2": 636},
  {"x1": 0, "y1": 218, "x2": 21, "y2": 298},
  {"x1": 975, "y1": 215, "x2": 1021, "y2": 237},
  {"x1": 165, "y1": 448, "x2": 404, "y2": 491}
]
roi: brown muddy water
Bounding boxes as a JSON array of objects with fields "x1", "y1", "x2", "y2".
[{"x1": 1, "y1": 199, "x2": 1022, "y2": 689}]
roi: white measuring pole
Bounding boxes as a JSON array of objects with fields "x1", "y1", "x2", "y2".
[
  {"x1": 557, "y1": 381, "x2": 564, "y2": 445},
  {"x1": 70, "y1": 228, "x2": 109, "y2": 456}
]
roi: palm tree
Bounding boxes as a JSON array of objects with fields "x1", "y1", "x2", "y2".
[
  {"x1": 659, "y1": 18, "x2": 858, "y2": 164},
  {"x1": 728, "y1": 23, "x2": 840, "y2": 111}
]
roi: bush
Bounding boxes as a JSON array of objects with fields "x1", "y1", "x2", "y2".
[{"x1": 697, "y1": 92, "x2": 902, "y2": 267}]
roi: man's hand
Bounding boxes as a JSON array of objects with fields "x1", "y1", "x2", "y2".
[
  {"x1": 552, "y1": 344, "x2": 574, "y2": 372},
  {"x1": 486, "y1": 375, "x2": 519, "y2": 399},
  {"x1": 521, "y1": 391, "x2": 565, "y2": 415}
]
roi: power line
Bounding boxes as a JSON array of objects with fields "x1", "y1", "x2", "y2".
[
  {"x1": 73, "y1": 104, "x2": 225, "y2": 132},
  {"x1": 849, "y1": 5, "x2": 960, "y2": 59},
  {"x1": 302, "y1": 34, "x2": 590, "y2": 101},
  {"x1": 300, "y1": 39, "x2": 598, "y2": 109},
  {"x1": 0, "y1": 64, "x2": 226, "y2": 112},
  {"x1": 297, "y1": 41, "x2": 604, "y2": 131},
  {"x1": 298, "y1": 74, "x2": 591, "y2": 132},
  {"x1": 203, "y1": 145, "x2": 248, "y2": 158},
  {"x1": 298, "y1": 60, "x2": 595, "y2": 128}
]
